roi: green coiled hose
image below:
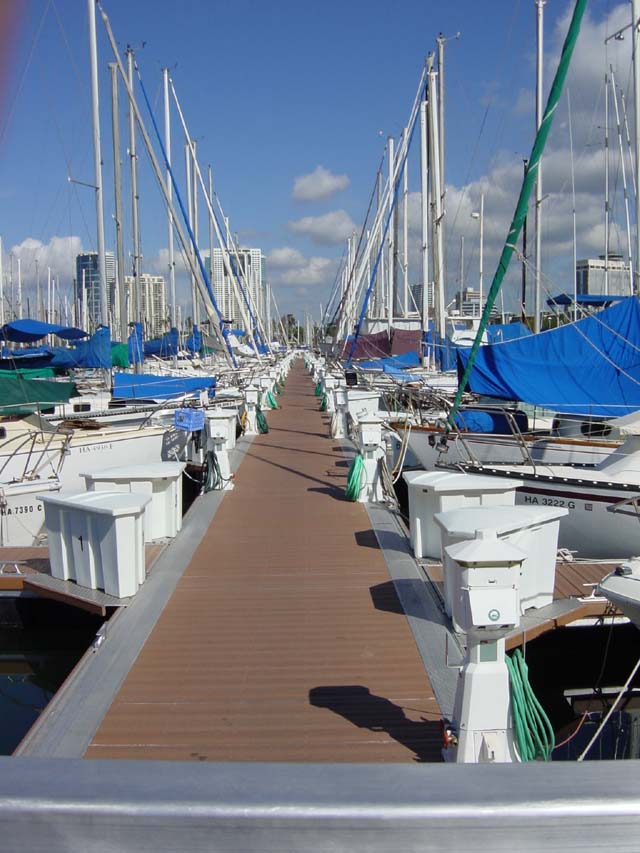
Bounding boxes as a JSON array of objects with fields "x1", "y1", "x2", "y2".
[
  {"x1": 345, "y1": 454, "x2": 366, "y2": 501},
  {"x1": 256, "y1": 405, "x2": 269, "y2": 434},
  {"x1": 506, "y1": 647, "x2": 555, "y2": 761}
]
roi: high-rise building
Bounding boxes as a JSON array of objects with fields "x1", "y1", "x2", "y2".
[
  {"x1": 576, "y1": 255, "x2": 632, "y2": 297},
  {"x1": 209, "y1": 247, "x2": 264, "y2": 330},
  {"x1": 75, "y1": 252, "x2": 116, "y2": 328},
  {"x1": 123, "y1": 274, "x2": 168, "y2": 337}
]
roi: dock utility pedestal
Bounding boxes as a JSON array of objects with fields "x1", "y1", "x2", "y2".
[
  {"x1": 442, "y1": 531, "x2": 525, "y2": 764},
  {"x1": 403, "y1": 471, "x2": 520, "y2": 560},
  {"x1": 82, "y1": 462, "x2": 185, "y2": 541},
  {"x1": 38, "y1": 490, "x2": 151, "y2": 598},
  {"x1": 435, "y1": 504, "x2": 568, "y2": 627}
]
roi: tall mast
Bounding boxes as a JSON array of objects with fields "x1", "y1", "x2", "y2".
[
  {"x1": 127, "y1": 47, "x2": 141, "y2": 332},
  {"x1": 605, "y1": 70, "x2": 610, "y2": 296},
  {"x1": 109, "y1": 62, "x2": 128, "y2": 341},
  {"x1": 87, "y1": 0, "x2": 108, "y2": 327},
  {"x1": 402, "y1": 125, "x2": 409, "y2": 316},
  {"x1": 534, "y1": 0, "x2": 546, "y2": 332},
  {"x1": 16, "y1": 257, "x2": 21, "y2": 319},
  {"x1": 610, "y1": 69, "x2": 634, "y2": 294},
  {"x1": 419, "y1": 84, "x2": 430, "y2": 358},
  {"x1": 428, "y1": 66, "x2": 446, "y2": 340},
  {"x1": 191, "y1": 140, "x2": 199, "y2": 329},
  {"x1": 436, "y1": 35, "x2": 446, "y2": 198},
  {"x1": 35, "y1": 257, "x2": 40, "y2": 322},
  {"x1": 0, "y1": 237, "x2": 4, "y2": 327},
  {"x1": 208, "y1": 165, "x2": 215, "y2": 331},
  {"x1": 387, "y1": 135, "x2": 395, "y2": 336},
  {"x1": 633, "y1": 0, "x2": 640, "y2": 293},
  {"x1": 163, "y1": 67, "x2": 177, "y2": 329},
  {"x1": 184, "y1": 142, "x2": 197, "y2": 331}
]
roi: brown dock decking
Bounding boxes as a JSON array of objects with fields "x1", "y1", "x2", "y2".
[{"x1": 85, "y1": 363, "x2": 442, "y2": 763}]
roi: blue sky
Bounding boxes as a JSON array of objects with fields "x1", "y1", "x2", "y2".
[{"x1": 0, "y1": 0, "x2": 632, "y2": 323}]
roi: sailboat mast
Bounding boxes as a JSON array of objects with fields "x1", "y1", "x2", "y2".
[
  {"x1": 163, "y1": 68, "x2": 177, "y2": 330},
  {"x1": 387, "y1": 135, "x2": 395, "y2": 337},
  {"x1": 632, "y1": 0, "x2": 640, "y2": 294},
  {"x1": 127, "y1": 47, "x2": 141, "y2": 332},
  {"x1": 402, "y1": 126, "x2": 409, "y2": 316},
  {"x1": 0, "y1": 238, "x2": 4, "y2": 328},
  {"x1": 534, "y1": 0, "x2": 546, "y2": 333},
  {"x1": 419, "y1": 90, "x2": 430, "y2": 359},
  {"x1": 87, "y1": 0, "x2": 108, "y2": 327},
  {"x1": 428, "y1": 67, "x2": 446, "y2": 341},
  {"x1": 109, "y1": 62, "x2": 128, "y2": 341},
  {"x1": 605, "y1": 70, "x2": 610, "y2": 296}
]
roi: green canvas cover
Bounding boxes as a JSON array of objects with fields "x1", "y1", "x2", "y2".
[{"x1": 0, "y1": 375, "x2": 77, "y2": 416}]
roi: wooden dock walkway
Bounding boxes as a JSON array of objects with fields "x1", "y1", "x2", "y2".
[{"x1": 85, "y1": 362, "x2": 442, "y2": 763}]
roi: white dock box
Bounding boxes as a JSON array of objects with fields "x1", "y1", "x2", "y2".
[
  {"x1": 347, "y1": 389, "x2": 384, "y2": 421},
  {"x1": 205, "y1": 408, "x2": 238, "y2": 450},
  {"x1": 81, "y1": 462, "x2": 185, "y2": 542},
  {"x1": 434, "y1": 504, "x2": 568, "y2": 628},
  {"x1": 38, "y1": 491, "x2": 151, "y2": 598},
  {"x1": 403, "y1": 471, "x2": 520, "y2": 560}
]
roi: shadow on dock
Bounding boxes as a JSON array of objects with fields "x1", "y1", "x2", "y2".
[{"x1": 309, "y1": 685, "x2": 442, "y2": 763}]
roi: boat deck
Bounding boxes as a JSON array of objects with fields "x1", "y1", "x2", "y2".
[{"x1": 84, "y1": 363, "x2": 442, "y2": 763}]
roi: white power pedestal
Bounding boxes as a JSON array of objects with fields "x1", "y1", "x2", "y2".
[
  {"x1": 443, "y1": 531, "x2": 525, "y2": 764},
  {"x1": 357, "y1": 414, "x2": 385, "y2": 503},
  {"x1": 331, "y1": 386, "x2": 349, "y2": 439},
  {"x1": 206, "y1": 413, "x2": 234, "y2": 490},
  {"x1": 243, "y1": 386, "x2": 259, "y2": 435},
  {"x1": 323, "y1": 375, "x2": 337, "y2": 413}
]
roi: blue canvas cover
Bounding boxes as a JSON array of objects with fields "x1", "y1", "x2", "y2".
[
  {"x1": 128, "y1": 323, "x2": 144, "y2": 365},
  {"x1": 112, "y1": 371, "x2": 216, "y2": 400},
  {"x1": 48, "y1": 327, "x2": 112, "y2": 369},
  {"x1": 357, "y1": 351, "x2": 421, "y2": 371},
  {"x1": 0, "y1": 328, "x2": 111, "y2": 369},
  {"x1": 456, "y1": 296, "x2": 640, "y2": 416},
  {"x1": 1, "y1": 319, "x2": 88, "y2": 343},
  {"x1": 486, "y1": 322, "x2": 531, "y2": 344},
  {"x1": 144, "y1": 327, "x2": 179, "y2": 358},
  {"x1": 186, "y1": 325, "x2": 202, "y2": 354}
]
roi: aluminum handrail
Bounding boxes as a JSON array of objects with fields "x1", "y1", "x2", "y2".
[{"x1": 0, "y1": 757, "x2": 638, "y2": 851}]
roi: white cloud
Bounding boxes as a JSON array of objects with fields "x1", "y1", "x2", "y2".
[
  {"x1": 8, "y1": 235, "x2": 83, "y2": 285},
  {"x1": 279, "y1": 256, "x2": 336, "y2": 287},
  {"x1": 288, "y1": 210, "x2": 357, "y2": 245},
  {"x1": 266, "y1": 245, "x2": 337, "y2": 290},
  {"x1": 267, "y1": 247, "x2": 307, "y2": 268},
  {"x1": 292, "y1": 165, "x2": 349, "y2": 202}
]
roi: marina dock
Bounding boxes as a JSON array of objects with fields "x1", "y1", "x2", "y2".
[{"x1": 19, "y1": 363, "x2": 443, "y2": 763}]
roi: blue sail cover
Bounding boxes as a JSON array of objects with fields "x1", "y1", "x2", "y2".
[
  {"x1": 1, "y1": 319, "x2": 88, "y2": 343},
  {"x1": 456, "y1": 296, "x2": 640, "y2": 416},
  {"x1": 144, "y1": 327, "x2": 179, "y2": 358},
  {"x1": 486, "y1": 322, "x2": 531, "y2": 344},
  {"x1": 0, "y1": 327, "x2": 111, "y2": 369},
  {"x1": 128, "y1": 322, "x2": 144, "y2": 365},
  {"x1": 186, "y1": 325, "x2": 202, "y2": 354},
  {"x1": 113, "y1": 371, "x2": 216, "y2": 400}
]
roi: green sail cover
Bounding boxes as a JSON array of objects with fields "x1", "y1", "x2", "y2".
[
  {"x1": 110, "y1": 342, "x2": 130, "y2": 368},
  {"x1": 448, "y1": 0, "x2": 588, "y2": 428},
  {"x1": 0, "y1": 367, "x2": 56, "y2": 379},
  {"x1": 0, "y1": 375, "x2": 77, "y2": 416}
]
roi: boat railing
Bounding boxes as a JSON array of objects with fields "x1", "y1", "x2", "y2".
[{"x1": 609, "y1": 493, "x2": 640, "y2": 521}]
